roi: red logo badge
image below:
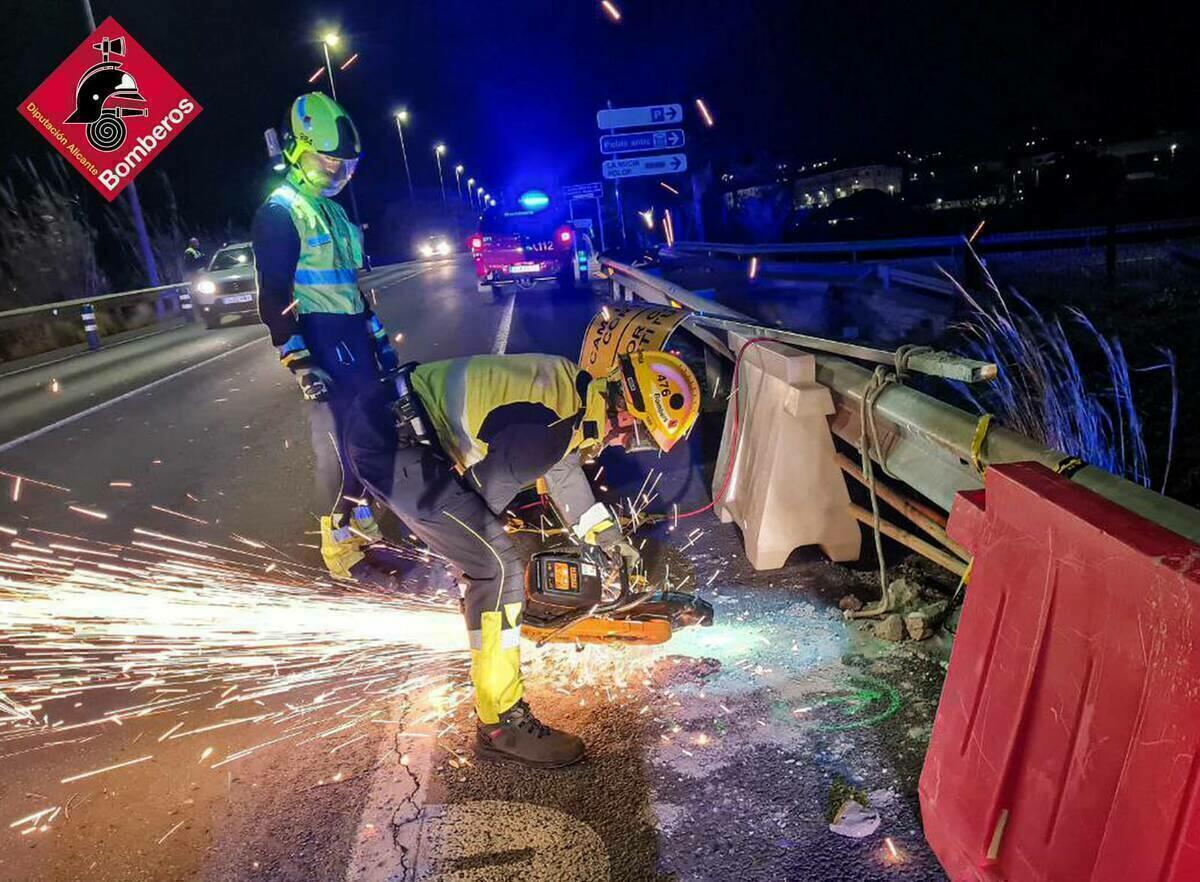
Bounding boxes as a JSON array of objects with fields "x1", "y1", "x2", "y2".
[{"x1": 17, "y1": 17, "x2": 201, "y2": 201}]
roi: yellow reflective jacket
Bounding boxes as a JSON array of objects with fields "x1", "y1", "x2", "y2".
[{"x1": 409, "y1": 353, "x2": 609, "y2": 518}]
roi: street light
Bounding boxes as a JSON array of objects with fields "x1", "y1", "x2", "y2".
[
  {"x1": 454, "y1": 164, "x2": 464, "y2": 202},
  {"x1": 434, "y1": 144, "x2": 447, "y2": 208},
  {"x1": 392, "y1": 110, "x2": 415, "y2": 204},
  {"x1": 466, "y1": 177, "x2": 476, "y2": 208}
]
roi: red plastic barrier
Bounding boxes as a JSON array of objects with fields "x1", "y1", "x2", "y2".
[{"x1": 921, "y1": 462, "x2": 1200, "y2": 881}]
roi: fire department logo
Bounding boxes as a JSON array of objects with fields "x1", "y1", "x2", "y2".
[{"x1": 17, "y1": 17, "x2": 201, "y2": 201}]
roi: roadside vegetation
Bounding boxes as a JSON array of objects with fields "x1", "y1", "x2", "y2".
[
  {"x1": 0, "y1": 158, "x2": 204, "y2": 363},
  {"x1": 945, "y1": 246, "x2": 1189, "y2": 503}
]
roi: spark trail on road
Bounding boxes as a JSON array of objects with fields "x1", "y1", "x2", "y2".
[{"x1": 0, "y1": 494, "x2": 474, "y2": 837}]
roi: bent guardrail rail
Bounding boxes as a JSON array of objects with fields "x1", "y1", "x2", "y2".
[{"x1": 599, "y1": 256, "x2": 1200, "y2": 545}]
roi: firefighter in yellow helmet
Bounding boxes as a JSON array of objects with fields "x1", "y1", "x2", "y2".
[
  {"x1": 252, "y1": 93, "x2": 398, "y2": 588},
  {"x1": 341, "y1": 349, "x2": 700, "y2": 767}
]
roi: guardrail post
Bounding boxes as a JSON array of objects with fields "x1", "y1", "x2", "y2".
[
  {"x1": 179, "y1": 286, "x2": 194, "y2": 323},
  {"x1": 80, "y1": 303, "x2": 101, "y2": 350}
]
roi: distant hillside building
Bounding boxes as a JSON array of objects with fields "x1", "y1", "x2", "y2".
[{"x1": 792, "y1": 164, "x2": 903, "y2": 208}]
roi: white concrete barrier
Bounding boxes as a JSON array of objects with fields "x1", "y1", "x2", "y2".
[{"x1": 713, "y1": 332, "x2": 861, "y2": 569}]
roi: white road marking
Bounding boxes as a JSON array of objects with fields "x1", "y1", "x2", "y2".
[
  {"x1": 0, "y1": 338, "x2": 263, "y2": 454},
  {"x1": 343, "y1": 699, "x2": 438, "y2": 882},
  {"x1": 491, "y1": 292, "x2": 516, "y2": 355}
]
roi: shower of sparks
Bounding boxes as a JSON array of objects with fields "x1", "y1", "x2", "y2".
[
  {"x1": 60, "y1": 754, "x2": 154, "y2": 784},
  {"x1": 0, "y1": 514, "x2": 475, "y2": 833},
  {"x1": 0, "y1": 453, "x2": 729, "y2": 858},
  {"x1": 150, "y1": 504, "x2": 208, "y2": 525},
  {"x1": 67, "y1": 505, "x2": 107, "y2": 520}
]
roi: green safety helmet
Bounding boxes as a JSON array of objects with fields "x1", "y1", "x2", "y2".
[{"x1": 280, "y1": 92, "x2": 361, "y2": 197}]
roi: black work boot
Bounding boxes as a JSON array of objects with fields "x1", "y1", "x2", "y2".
[{"x1": 475, "y1": 699, "x2": 585, "y2": 768}]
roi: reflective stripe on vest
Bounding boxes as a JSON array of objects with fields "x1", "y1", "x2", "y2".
[{"x1": 266, "y1": 182, "x2": 364, "y2": 316}]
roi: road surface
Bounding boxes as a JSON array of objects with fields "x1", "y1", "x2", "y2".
[{"x1": 1, "y1": 256, "x2": 949, "y2": 881}]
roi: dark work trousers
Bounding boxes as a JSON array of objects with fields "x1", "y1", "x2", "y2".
[
  {"x1": 342, "y1": 397, "x2": 525, "y2": 637},
  {"x1": 300, "y1": 312, "x2": 384, "y2": 520},
  {"x1": 309, "y1": 397, "x2": 364, "y2": 521}
]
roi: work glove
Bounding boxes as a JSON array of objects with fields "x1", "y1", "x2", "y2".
[
  {"x1": 295, "y1": 366, "x2": 333, "y2": 402},
  {"x1": 609, "y1": 538, "x2": 642, "y2": 572},
  {"x1": 278, "y1": 334, "x2": 331, "y2": 402}
]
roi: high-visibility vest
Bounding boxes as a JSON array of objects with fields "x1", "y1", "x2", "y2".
[
  {"x1": 410, "y1": 354, "x2": 609, "y2": 470},
  {"x1": 265, "y1": 181, "x2": 364, "y2": 315}
]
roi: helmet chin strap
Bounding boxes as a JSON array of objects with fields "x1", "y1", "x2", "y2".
[{"x1": 285, "y1": 164, "x2": 323, "y2": 198}]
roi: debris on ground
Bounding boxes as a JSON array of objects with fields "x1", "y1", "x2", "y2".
[
  {"x1": 905, "y1": 600, "x2": 950, "y2": 641},
  {"x1": 829, "y1": 799, "x2": 882, "y2": 838},
  {"x1": 874, "y1": 613, "x2": 906, "y2": 642},
  {"x1": 838, "y1": 593, "x2": 864, "y2": 612}
]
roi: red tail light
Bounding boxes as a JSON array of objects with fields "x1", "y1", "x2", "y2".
[
  {"x1": 469, "y1": 235, "x2": 483, "y2": 251},
  {"x1": 556, "y1": 227, "x2": 574, "y2": 246}
]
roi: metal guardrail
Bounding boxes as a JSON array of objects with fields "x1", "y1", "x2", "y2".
[
  {"x1": 599, "y1": 256, "x2": 1200, "y2": 545},
  {"x1": 664, "y1": 215, "x2": 1200, "y2": 260},
  {"x1": 0, "y1": 282, "x2": 190, "y2": 321},
  {"x1": 0, "y1": 281, "x2": 194, "y2": 359}
]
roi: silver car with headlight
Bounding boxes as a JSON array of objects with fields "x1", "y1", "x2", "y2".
[{"x1": 192, "y1": 242, "x2": 258, "y2": 329}]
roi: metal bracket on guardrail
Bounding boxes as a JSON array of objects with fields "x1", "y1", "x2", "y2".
[{"x1": 684, "y1": 313, "x2": 996, "y2": 384}]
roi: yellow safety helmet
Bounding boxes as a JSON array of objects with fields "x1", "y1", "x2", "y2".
[{"x1": 612, "y1": 350, "x2": 701, "y2": 452}]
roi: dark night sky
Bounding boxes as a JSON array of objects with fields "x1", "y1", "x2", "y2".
[{"x1": 6, "y1": 1, "x2": 1196, "y2": 233}]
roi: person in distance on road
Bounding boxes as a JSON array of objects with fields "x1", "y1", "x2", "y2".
[
  {"x1": 341, "y1": 349, "x2": 701, "y2": 768},
  {"x1": 182, "y1": 237, "x2": 205, "y2": 275},
  {"x1": 251, "y1": 92, "x2": 398, "y2": 587}
]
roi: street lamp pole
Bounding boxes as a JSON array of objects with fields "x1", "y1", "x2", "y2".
[
  {"x1": 393, "y1": 111, "x2": 414, "y2": 204},
  {"x1": 454, "y1": 165, "x2": 464, "y2": 202},
  {"x1": 317, "y1": 33, "x2": 360, "y2": 224},
  {"x1": 321, "y1": 37, "x2": 338, "y2": 101},
  {"x1": 466, "y1": 178, "x2": 476, "y2": 209},
  {"x1": 82, "y1": 0, "x2": 160, "y2": 291},
  {"x1": 434, "y1": 144, "x2": 447, "y2": 208}
]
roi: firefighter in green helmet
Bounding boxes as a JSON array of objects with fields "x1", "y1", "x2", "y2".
[{"x1": 252, "y1": 93, "x2": 398, "y2": 586}]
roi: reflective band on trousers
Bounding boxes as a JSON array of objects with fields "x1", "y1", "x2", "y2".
[{"x1": 468, "y1": 626, "x2": 521, "y2": 651}]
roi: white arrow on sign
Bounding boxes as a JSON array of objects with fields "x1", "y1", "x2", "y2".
[
  {"x1": 602, "y1": 153, "x2": 688, "y2": 180},
  {"x1": 596, "y1": 104, "x2": 683, "y2": 130}
]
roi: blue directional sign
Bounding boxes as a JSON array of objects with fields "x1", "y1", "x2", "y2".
[
  {"x1": 599, "y1": 129, "x2": 686, "y2": 155},
  {"x1": 602, "y1": 153, "x2": 688, "y2": 180},
  {"x1": 596, "y1": 104, "x2": 683, "y2": 130},
  {"x1": 562, "y1": 182, "x2": 603, "y2": 200}
]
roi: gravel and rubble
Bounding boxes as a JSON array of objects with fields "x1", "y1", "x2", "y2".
[{"x1": 419, "y1": 515, "x2": 953, "y2": 881}]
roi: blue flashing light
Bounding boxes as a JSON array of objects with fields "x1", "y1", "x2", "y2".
[{"x1": 518, "y1": 189, "x2": 550, "y2": 211}]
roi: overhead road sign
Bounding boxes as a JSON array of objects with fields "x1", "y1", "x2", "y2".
[
  {"x1": 602, "y1": 153, "x2": 688, "y2": 180},
  {"x1": 563, "y1": 182, "x2": 603, "y2": 200},
  {"x1": 596, "y1": 104, "x2": 682, "y2": 130},
  {"x1": 600, "y1": 129, "x2": 685, "y2": 155}
]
